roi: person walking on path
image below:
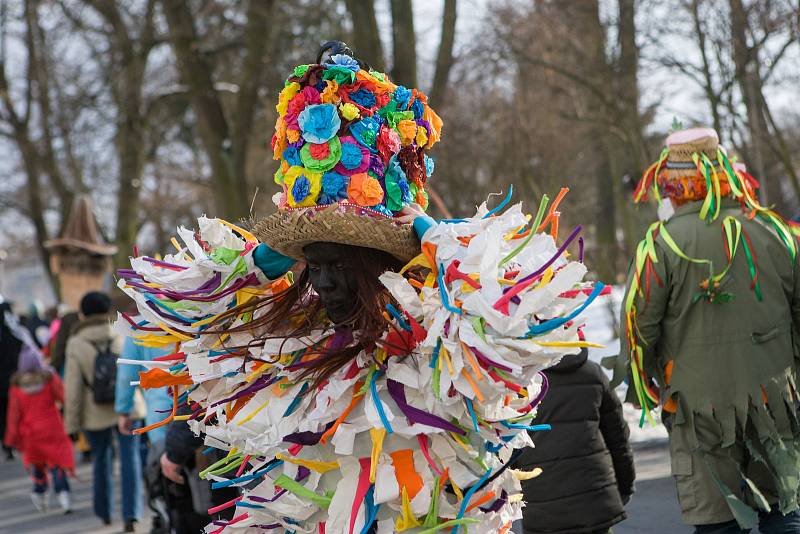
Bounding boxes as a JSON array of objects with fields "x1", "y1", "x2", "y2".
[
  {"x1": 611, "y1": 127, "x2": 800, "y2": 533},
  {"x1": 514, "y1": 347, "x2": 635, "y2": 533},
  {"x1": 4, "y1": 316, "x2": 74, "y2": 513},
  {"x1": 64, "y1": 291, "x2": 146, "y2": 531},
  {"x1": 116, "y1": 337, "x2": 173, "y2": 532}
]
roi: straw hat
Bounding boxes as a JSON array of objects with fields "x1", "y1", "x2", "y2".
[
  {"x1": 253, "y1": 203, "x2": 419, "y2": 262},
  {"x1": 253, "y1": 42, "x2": 442, "y2": 262}
]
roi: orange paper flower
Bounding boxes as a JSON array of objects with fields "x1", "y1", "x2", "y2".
[{"x1": 348, "y1": 173, "x2": 384, "y2": 206}]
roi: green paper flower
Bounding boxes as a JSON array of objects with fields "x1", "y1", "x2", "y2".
[
  {"x1": 299, "y1": 137, "x2": 342, "y2": 173},
  {"x1": 323, "y1": 66, "x2": 356, "y2": 85},
  {"x1": 293, "y1": 64, "x2": 311, "y2": 78}
]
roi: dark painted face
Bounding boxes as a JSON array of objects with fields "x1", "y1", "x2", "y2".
[{"x1": 303, "y1": 242, "x2": 359, "y2": 323}]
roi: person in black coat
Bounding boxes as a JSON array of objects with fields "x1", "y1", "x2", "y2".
[
  {"x1": 0, "y1": 301, "x2": 23, "y2": 460},
  {"x1": 160, "y1": 404, "x2": 238, "y2": 533},
  {"x1": 512, "y1": 348, "x2": 635, "y2": 534}
]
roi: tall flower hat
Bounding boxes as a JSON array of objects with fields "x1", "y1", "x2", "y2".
[{"x1": 253, "y1": 44, "x2": 443, "y2": 262}]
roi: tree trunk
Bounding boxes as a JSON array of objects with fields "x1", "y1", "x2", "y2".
[
  {"x1": 729, "y1": 0, "x2": 772, "y2": 204},
  {"x1": 429, "y1": 0, "x2": 456, "y2": 106},
  {"x1": 161, "y1": 0, "x2": 246, "y2": 220},
  {"x1": 390, "y1": 0, "x2": 417, "y2": 87},
  {"x1": 344, "y1": 0, "x2": 385, "y2": 70},
  {"x1": 231, "y1": 0, "x2": 273, "y2": 217}
]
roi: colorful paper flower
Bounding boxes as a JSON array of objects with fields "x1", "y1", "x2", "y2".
[
  {"x1": 370, "y1": 203, "x2": 394, "y2": 217},
  {"x1": 334, "y1": 136, "x2": 369, "y2": 175},
  {"x1": 328, "y1": 54, "x2": 360, "y2": 72},
  {"x1": 347, "y1": 172, "x2": 384, "y2": 206},
  {"x1": 349, "y1": 117, "x2": 381, "y2": 152},
  {"x1": 397, "y1": 120, "x2": 418, "y2": 146},
  {"x1": 301, "y1": 86, "x2": 322, "y2": 105},
  {"x1": 349, "y1": 88, "x2": 377, "y2": 108},
  {"x1": 393, "y1": 86, "x2": 413, "y2": 110},
  {"x1": 339, "y1": 102, "x2": 360, "y2": 121},
  {"x1": 276, "y1": 82, "x2": 301, "y2": 116},
  {"x1": 411, "y1": 99, "x2": 424, "y2": 120},
  {"x1": 298, "y1": 104, "x2": 341, "y2": 144},
  {"x1": 293, "y1": 64, "x2": 311, "y2": 78},
  {"x1": 323, "y1": 65, "x2": 356, "y2": 86},
  {"x1": 377, "y1": 126, "x2": 401, "y2": 163},
  {"x1": 272, "y1": 118, "x2": 288, "y2": 159},
  {"x1": 318, "y1": 172, "x2": 349, "y2": 204},
  {"x1": 282, "y1": 146, "x2": 303, "y2": 167},
  {"x1": 368, "y1": 154, "x2": 386, "y2": 177},
  {"x1": 424, "y1": 155, "x2": 435, "y2": 177},
  {"x1": 320, "y1": 80, "x2": 340, "y2": 104},
  {"x1": 287, "y1": 129, "x2": 301, "y2": 144},
  {"x1": 385, "y1": 155, "x2": 413, "y2": 211},
  {"x1": 299, "y1": 137, "x2": 342, "y2": 173},
  {"x1": 415, "y1": 125, "x2": 428, "y2": 147},
  {"x1": 283, "y1": 166, "x2": 322, "y2": 207}
]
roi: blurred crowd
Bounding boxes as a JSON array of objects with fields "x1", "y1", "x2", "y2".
[{"x1": 0, "y1": 292, "x2": 236, "y2": 533}]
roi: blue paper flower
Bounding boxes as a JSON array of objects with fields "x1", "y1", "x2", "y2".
[
  {"x1": 424, "y1": 154, "x2": 435, "y2": 177},
  {"x1": 298, "y1": 104, "x2": 341, "y2": 144},
  {"x1": 340, "y1": 141, "x2": 365, "y2": 170},
  {"x1": 370, "y1": 203, "x2": 394, "y2": 217},
  {"x1": 329, "y1": 54, "x2": 360, "y2": 72},
  {"x1": 393, "y1": 86, "x2": 412, "y2": 110},
  {"x1": 411, "y1": 99, "x2": 424, "y2": 120},
  {"x1": 349, "y1": 117, "x2": 381, "y2": 152},
  {"x1": 291, "y1": 175, "x2": 312, "y2": 203},
  {"x1": 318, "y1": 172, "x2": 349, "y2": 204},
  {"x1": 282, "y1": 146, "x2": 303, "y2": 167},
  {"x1": 350, "y1": 88, "x2": 377, "y2": 108}
]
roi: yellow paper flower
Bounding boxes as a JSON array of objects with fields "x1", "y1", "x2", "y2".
[
  {"x1": 321, "y1": 80, "x2": 340, "y2": 104},
  {"x1": 283, "y1": 166, "x2": 322, "y2": 208},
  {"x1": 276, "y1": 82, "x2": 301, "y2": 116},
  {"x1": 339, "y1": 102, "x2": 360, "y2": 121},
  {"x1": 347, "y1": 173, "x2": 384, "y2": 206},
  {"x1": 397, "y1": 120, "x2": 417, "y2": 146},
  {"x1": 287, "y1": 129, "x2": 301, "y2": 144},
  {"x1": 415, "y1": 126, "x2": 428, "y2": 147}
]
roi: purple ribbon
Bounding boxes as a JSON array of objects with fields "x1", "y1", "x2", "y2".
[{"x1": 386, "y1": 379, "x2": 466, "y2": 435}]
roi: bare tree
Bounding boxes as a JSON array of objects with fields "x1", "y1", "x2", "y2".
[{"x1": 161, "y1": 0, "x2": 275, "y2": 221}]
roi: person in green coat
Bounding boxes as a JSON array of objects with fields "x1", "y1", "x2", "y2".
[{"x1": 611, "y1": 127, "x2": 800, "y2": 533}]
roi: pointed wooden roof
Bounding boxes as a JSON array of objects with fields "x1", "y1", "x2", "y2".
[{"x1": 44, "y1": 195, "x2": 118, "y2": 256}]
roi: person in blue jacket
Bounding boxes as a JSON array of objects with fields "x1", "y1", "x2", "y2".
[{"x1": 116, "y1": 337, "x2": 173, "y2": 532}]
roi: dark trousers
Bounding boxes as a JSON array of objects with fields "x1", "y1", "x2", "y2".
[
  {"x1": 694, "y1": 509, "x2": 800, "y2": 534},
  {"x1": 32, "y1": 465, "x2": 70, "y2": 493},
  {"x1": 84, "y1": 426, "x2": 142, "y2": 522}
]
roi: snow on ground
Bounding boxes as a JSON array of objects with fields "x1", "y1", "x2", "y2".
[{"x1": 579, "y1": 286, "x2": 669, "y2": 444}]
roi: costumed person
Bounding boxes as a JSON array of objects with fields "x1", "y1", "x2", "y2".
[
  {"x1": 512, "y1": 344, "x2": 635, "y2": 534},
  {"x1": 64, "y1": 291, "x2": 146, "y2": 531},
  {"x1": 3, "y1": 311, "x2": 74, "y2": 513},
  {"x1": 115, "y1": 41, "x2": 606, "y2": 534},
  {"x1": 612, "y1": 127, "x2": 800, "y2": 533}
]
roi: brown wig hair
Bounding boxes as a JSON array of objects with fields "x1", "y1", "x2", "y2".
[{"x1": 213, "y1": 243, "x2": 410, "y2": 390}]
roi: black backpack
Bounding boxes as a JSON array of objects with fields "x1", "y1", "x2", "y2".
[{"x1": 87, "y1": 340, "x2": 118, "y2": 404}]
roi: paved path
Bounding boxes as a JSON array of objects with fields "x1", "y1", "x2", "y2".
[
  {"x1": 0, "y1": 453, "x2": 152, "y2": 534},
  {"x1": 0, "y1": 443, "x2": 686, "y2": 533}
]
